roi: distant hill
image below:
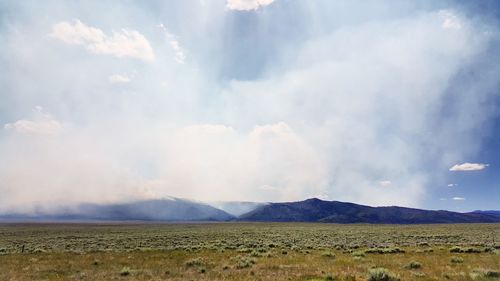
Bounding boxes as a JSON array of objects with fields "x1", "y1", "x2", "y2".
[
  {"x1": 0, "y1": 198, "x2": 234, "y2": 222},
  {"x1": 472, "y1": 210, "x2": 500, "y2": 217},
  {"x1": 238, "y1": 198, "x2": 500, "y2": 224}
]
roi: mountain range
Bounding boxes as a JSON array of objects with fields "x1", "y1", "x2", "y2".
[
  {"x1": 471, "y1": 210, "x2": 500, "y2": 217},
  {"x1": 238, "y1": 198, "x2": 500, "y2": 223},
  {"x1": 0, "y1": 197, "x2": 233, "y2": 221},
  {"x1": 1, "y1": 197, "x2": 498, "y2": 224}
]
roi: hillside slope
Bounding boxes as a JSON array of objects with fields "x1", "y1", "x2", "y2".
[{"x1": 239, "y1": 198, "x2": 500, "y2": 223}]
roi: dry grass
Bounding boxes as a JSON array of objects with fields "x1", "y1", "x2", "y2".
[{"x1": 0, "y1": 223, "x2": 498, "y2": 280}]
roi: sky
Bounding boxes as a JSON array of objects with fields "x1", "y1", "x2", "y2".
[{"x1": 0, "y1": 0, "x2": 499, "y2": 212}]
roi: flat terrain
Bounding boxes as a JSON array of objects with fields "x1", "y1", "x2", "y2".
[{"x1": 0, "y1": 223, "x2": 498, "y2": 280}]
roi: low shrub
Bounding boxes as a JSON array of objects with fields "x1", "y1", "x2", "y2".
[
  {"x1": 352, "y1": 251, "x2": 365, "y2": 257},
  {"x1": 185, "y1": 257, "x2": 203, "y2": 267},
  {"x1": 472, "y1": 269, "x2": 500, "y2": 278},
  {"x1": 365, "y1": 247, "x2": 404, "y2": 254},
  {"x1": 120, "y1": 266, "x2": 131, "y2": 276},
  {"x1": 450, "y1": 246, "x2": 482, "y2": 253},
  {"x1": 237, "y1": 248, "x2": 252, "y2": 253},
  {"x1": 321, "y1": 251, "x2": 335, "y2": 258},
  {"x1": 232, "y1": 256, "x2": 256, "y2": 269},
  {"x1": 405, "y1": 261, "x2": 422, "y2": 269},
  {"x1": 367, "y1": 268, "x2": 400, "y2": 281},
  {"x1": 353, "y1": 256, "x2": 364, "y2": 262},
  {"x1": 250, "y1": 250, "x2": 264, "y2": 257},
  {"x1": 416, "y1": 248, "x2": 434, "y2": 253},
  {"x1": 450, "y1": 256, "x2": 463, "y2": 264},
  {"x1": 485, "y1": 270, "x2": 500, "y2": 278},
  {"x1": 411, "y1": 271, "x2": 426, "y2": 278}
]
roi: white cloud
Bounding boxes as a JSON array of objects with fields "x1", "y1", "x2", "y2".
[
  {"x1": 159, "y1": 24, "x2": 186, "y2": 64},
  {"x1": 108, "y1": 74, "x2": 130, "y2": 83},
  {"x1": 439, "y1": 10, "x2": 462, "y2": 30},
  {"x1": 439, "y1": 198, "x2": 447, "y2": 201},
  {"x1": 449, "y1": 163, "x2": 489, "y2": 171},
  {"x1": 50, "y1": 20, "x2": 154, "y2": 61},
  {"x1": 379, "y1": 180, "x2": 392, "y2": 187},
  {"x1": 226, "y1": 0, "x2": 275, "y2": 11},
  {"x1": 452, "y1": 197, "x2": 466, "y2": 201},
  {"x1": 447, "y1": 183, "x2": 457, "y2": 187},
  {"x1": 4, "y1": 106, "x2": 62, "y2": 135}
]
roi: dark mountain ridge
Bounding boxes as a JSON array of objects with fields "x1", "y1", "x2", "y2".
[
  {"x1": 472, "y1": 210, "x2": 500, "y2": 217},
  {"x1": 238, "y1": 198, "x2": 500, "y2": 224}
]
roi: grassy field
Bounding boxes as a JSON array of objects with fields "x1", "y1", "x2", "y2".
[{"x1": 0, "y1": 223, "x2": 498, "y2": 280}]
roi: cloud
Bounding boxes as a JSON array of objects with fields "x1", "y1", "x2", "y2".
[
  {"x1": 379, "y1": 180, "x2": 392, "y2": 187},
  {"x1": 0, "y1": 2, "x2": 499, "y2": 211},
  {"x1": 4, "y1": 106, "x2": 62, "y2": 135},
  {"x1": 447, "y1": 183, "x2": 457, "y2": 187},
  {"x1": 50, "y1": 20, "x2": 154, "y2": 61},
  {"x1": 439, "y1": 10, "x2": 462, "y2": 30},
  {"x1": 449, "y1": 163, "x2": 489, "y2": 171},
  {"x1": 452, "y1": 197, "x2": 466, "y2": 201},
  {"x1": 108, "y1": 74, "x2": 131, "y2": 83},
  {"x1": 226, "y1": 0, "x2": 275, "y2": 11},
  {"x1": 159, "y1": 24, "x2": 186, "y2": 64},
  {"x1": 439, "y1": 198, "x2": 447, "y2": 201}
]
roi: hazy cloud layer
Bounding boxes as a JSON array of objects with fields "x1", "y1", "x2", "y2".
[{"x1": 0, "y1": 1, "x2": 499, "y2": 211}]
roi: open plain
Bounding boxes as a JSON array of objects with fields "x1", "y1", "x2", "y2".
[{"x1": 0, "y1": 223, "x2": 498, "y2": 281}]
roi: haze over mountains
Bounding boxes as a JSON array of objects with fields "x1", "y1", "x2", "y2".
[
  {"x1": 207, "y1": 201, "x2": 267, "y2": 217},
  {"x1": 0, "y1": 197, "x2": 233, "y2": 222},
  {"x1": 0, "y1": 197, "x2": 498, "y2": 224}
]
